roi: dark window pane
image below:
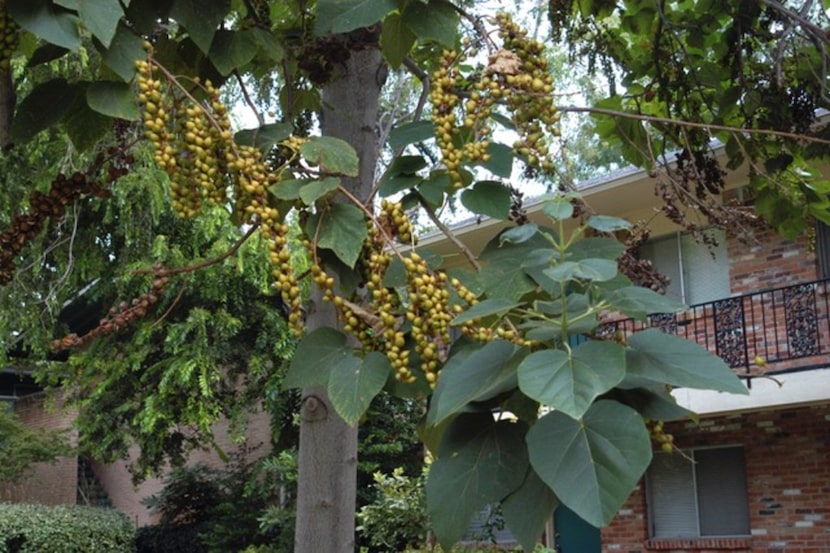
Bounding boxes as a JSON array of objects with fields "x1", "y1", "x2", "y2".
[
  {"x1": 695, "y1": 447, "x2": 750, "y2": 536},
  {"x1": 647, "y1": 452, "x2": 698, "y2": 537}
]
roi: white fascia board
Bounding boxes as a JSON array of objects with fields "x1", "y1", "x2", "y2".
[{"x1": 672, "y1": 367, "x2": 830, "y2": 416}]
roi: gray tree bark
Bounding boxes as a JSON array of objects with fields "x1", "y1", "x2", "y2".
[
  {"x1": 293, "y1": 39, "x2": 384, "y2": 553},
  {"x1": 0, "y1": 67, "x2": 14, "y2": 148}
]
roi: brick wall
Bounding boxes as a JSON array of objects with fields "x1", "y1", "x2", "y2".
[
  {"x1": 93, "y1": 404, "x2": 273, "y2": 527},
  {"x1": 727, "y1": 226, "x2": 819, "y2": 295},
  {"x1": 601, "y1": 403, "x2": 830, "y2": 553},
  {"x1": 0, "y1": 392, "x2": 78, "y2": 505}
]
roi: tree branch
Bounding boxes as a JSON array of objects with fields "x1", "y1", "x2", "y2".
[
  {"x1": 133, "y1": 224, "x2": 260, "y2": 277},
  {"x1": 560, "y1": 105, "x2": 830, "y2": 146},
  {"x1": 418, "y1": 194, "x2": 481, "y2": 271}
]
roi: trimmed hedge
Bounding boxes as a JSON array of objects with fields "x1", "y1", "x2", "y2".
[{"x1": 0, "y1": 503, "x2": 135, "y2": 553}]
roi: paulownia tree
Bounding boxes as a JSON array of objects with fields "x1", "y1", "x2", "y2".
[{"x1": 1, "y1": 1, "x2": 829, "y2": 552}]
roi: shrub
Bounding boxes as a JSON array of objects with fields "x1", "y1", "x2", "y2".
[
  {"x1": 356, "y1": 467, "x2": 430, "y2": 552},
  {"x1": 134, "y1": 523, "x2": 205, "y2": 553},
  {"x1": 0, "y1": 503, "x2": 134, "y2": 553},
  {"x1": 137, "y1": 451, "x2": 294, "y2": 553}
]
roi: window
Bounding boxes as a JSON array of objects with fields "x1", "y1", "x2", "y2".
[
  {"x1": 638, "y1": 229, "x2": 730, "y2": 305},
  {"x1": 817, "y1": 221, "x2": 830, "y2": 279},
  {"x1": 646, "y1": 446, "x2": 750, "y2": 539}
]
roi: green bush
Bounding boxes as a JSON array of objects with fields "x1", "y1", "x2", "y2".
[
  {"x1": 356, "y1": 467, "x2": 430, "y2": 552},
  {"x1": 0, "y1": 503, "x2": 134, "y2": 553},
  {"x1": 137, "y1": 452, "x2": 294, "y2": 553}
]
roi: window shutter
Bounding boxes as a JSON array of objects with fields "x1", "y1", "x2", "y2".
[
  {"x1": 647, "y1": 452, "x2": 699, "y2": 538},
  {"x1": 695, "y1": 447, "x2": 750, "y2": 536},
  {"x1": 640, "y1": 236, "x2": 683, "y2": 302},
  {"x1": 680, "y1": 229, "x2": 730, "y2": 305},
  {"x1": 817, "y1": 222, "x2": 830, "y2": 279}
]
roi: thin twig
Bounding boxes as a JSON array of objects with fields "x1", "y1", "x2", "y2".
[
  {"x1": 134, "y1": 224, "x2": 260, "y2": 277},
  {"x1": 560, "y1": 105, "x2": 830, "y2": 146},
  {"x1": 418, "y1": 194, "x2": 481, "y2": 271},
  {"x1": 403, "y1": 58, "x2": 430, "y2": 124},
  {"x1": 336, "y1": 185, "x2": 407, "y2": 262},
  {"x1": 152, "y1": 285, "x2": 186, "y2": 327},
  {"x1": 233, "y1": 70, "x2": 265, "y2": 127}
]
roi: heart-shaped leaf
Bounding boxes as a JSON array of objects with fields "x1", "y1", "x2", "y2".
[
  {"x1": 427, "y1": 414, "x2": 528, "y2": 549},
  {"x1": 518, "y1": 340, "x2": 625, "y2": 419},
  {"x1": 526, "y1": 400, "x2": 652, "y2": 527},
  {"x1": 328, "y1": 351, "x2": 389, "y2": 426}
]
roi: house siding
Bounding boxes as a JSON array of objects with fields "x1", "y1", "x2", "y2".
[
  {"x1": 602, "y1": 403, "x2": 830, "y2": 553},
  {"x1": 92, "y1": 405, "x2": 273, "y2": 527},
  {"x1": 726, "y1": 226, "x2": 819, "y2": 295}
]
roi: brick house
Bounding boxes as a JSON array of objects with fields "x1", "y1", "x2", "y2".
[
  {"x1": 4, "y1": 154, "x2": 829, "y2": 548},
  {"x1": 423, "y1": 160, "x2": 830, "y2": 552}
]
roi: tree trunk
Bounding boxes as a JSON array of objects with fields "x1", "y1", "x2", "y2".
[
  {"x1": 294, "y1": 38, "x2": 384, "y2": 553},
  {"x1": 0, "y1": 67, "x2": 14, "y2": 148}
]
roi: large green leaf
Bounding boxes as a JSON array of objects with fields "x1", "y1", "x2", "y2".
[
  {"x1": 315, "y1": 0, "x2": 396, "y2": 36},
  {"x1": 388, "y1": 120, "x2": 434, "y2": 150},
  {"x1": 208, "y1": 29, "x2": 258, "y2": 75},
  {"x1": 402, "y1": 0, "x2": 459, "y2": 47},
  {"x1": 327, "y1": 351, "x2": 389, "y2": 426},
  {"x1": 499, "y1": 224, "x2": 539, "y2": 245},
  {"x1": 568, "y1": 237, "x2": 626, "y2": 261},
  {"x1": 542, "y1": 196, "x2": 574, "y2": 221},
  {"x1": 586, "y1": 214, "x2": 632, "y2": 233},
  {"x1": 427, "y1": 340, "x2": 523, "y2": 426},
  {"x1": 86, "y1": 81, "x2": 139, "y2": 120},
  {"x1": 603, "y1": 385, "x2": 694, "y2": 422},
  {"x1": 101, "y1": 22, "x2": 146, "y2": 81},
  {"x1": 502, "y1": 468, "x2": 559, "y2": 553},
  {"x1": 605, "y1": 286, "x2": 686, "y2": 321},
  {"x1": 378, "y1": 173, "x2": 422, "y2": 197},
  {"x1": 377, "y1": 155, "x2": 427, "y2": 196},
  {"x1": 380, "y1": 11, "x2": 415, "y2": 69},
  {"x1": 461, "y1": 181, "x2": 511, "y2": 220},
  {"x1": 518, "y1": 340, "x2": 626, "y2": 420},
  {"x1": 479, "y1": 229, "x2": 549, "y2": 300},
  {"x1": 250, "y1": 27, "x2": 283, "y2": 63},
  {"x1": 476, "y1": 142, "x2": 514, "y2": 178},
  {"x1": 526, "y1": 400, "x2": 652, "y2": 527},
  {"x1": 27, "y1": 43, "x2": 70, "y2": 67},
  {"x1": 9, "y1": 0, "x2": 81, "y2": 50},
  {"x1": 544, "y1": 258, "x2": 618, "y2": 283},
  {"x1": 450, "y1": 298, "x2": 519, "y2": 326},
  {"x1": 300, "y1": 136, "x2": 359, "y2": 176},
  {"x1": 269, "y1": 178, "x2": 303, "y2": 201},
  {"x1": 169, "y1": 0, "x2": 230, "y2": 54},
  {"x1": 427, "y1": 414, "x2": 528, "y2": 549},
  {"x1": 309, "y1": 203, "x2": 367, "y2": 268},
  {"x1": 57, "y1": 0, "x2": 123, "y2": 47},
  {"x1": 298, "y1": 177, "x2": 341, "y2": 205},
  {"x1": 626, "y1": 329, "x2": 748, "y2": 394},
  {"x1": 65, "y1": 93, "x2": 111, "y2": 151},
  {"x1": 11, "y1": 78, "x2": 79, "y2": 143},
  {"x1": 283, "y1": 327, "x2": 353, "y2": 389},
  {"x1": 234, "y1": 122, "x2": 293, "y2": 151}
]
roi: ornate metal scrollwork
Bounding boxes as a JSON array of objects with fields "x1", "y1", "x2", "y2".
[
  {"x1": 783, "y1": 283, "x2": 819, "y2": 357},
  {"x1": 648, "y1": 312, "x2": 678, "y2": 334},
  {"x1": 713, "y1": 298, "x2": 746, "y2": 367}
]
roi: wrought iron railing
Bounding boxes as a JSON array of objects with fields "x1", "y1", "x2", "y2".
[{"x1": 599, "y1": 278, "x2": 830, "y2": 376}]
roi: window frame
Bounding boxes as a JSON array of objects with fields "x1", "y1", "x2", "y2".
[
  {"x1": 645, "y1": 444, "x2": 751, "y2": 540},
  {"x1": 816, "y1": 221, "x2": 830, "y2": 279}
]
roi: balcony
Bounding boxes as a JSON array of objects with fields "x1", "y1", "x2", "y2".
[{"x1": 600, "y1": 278, "x2": 830, "y2": 379}]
